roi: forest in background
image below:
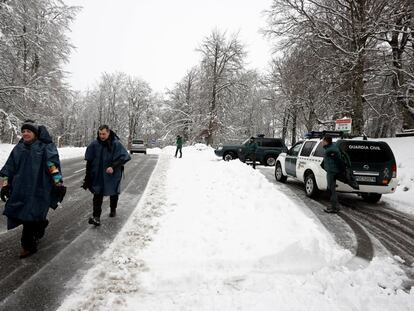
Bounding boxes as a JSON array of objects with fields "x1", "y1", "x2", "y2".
[{"x1": 1, "y1": 0, "x2": 413, "y2": 147}]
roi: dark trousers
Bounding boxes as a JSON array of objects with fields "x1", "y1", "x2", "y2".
[
  {"x1": 93, "y1": 194, "x2": 119, "y2": 218},
  {"x1": 327, "y1": 172, "x2": 338, "y2": 209},
  {"x1": 175, "y1": 146, "x2": 182, "y2": 158},
  {"x1": 246, "y1": 153, "x2": 256, "y2": 169},
  {"x1": 21, "y1": 220, "x2": 49, "y2": 251}
]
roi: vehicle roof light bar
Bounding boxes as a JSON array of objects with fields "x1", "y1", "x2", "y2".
[{"x1": 304, "y1": 130, "x2": 344, "y2": 139}]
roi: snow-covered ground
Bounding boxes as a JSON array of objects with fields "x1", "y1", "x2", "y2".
[
  {"x1": 56, "y1": 143, "x2": 414, "y2": 311},
  {"x1": 0, "y1": 137, "x2": 413, "y2": 310},
  {"x1": 379, "y1": 137, "x2": 414, "y2": 215}
]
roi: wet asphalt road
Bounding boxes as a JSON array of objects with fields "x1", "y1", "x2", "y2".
[{"x1": 0, "y1": 154, "x2": 158, "y2": 311}]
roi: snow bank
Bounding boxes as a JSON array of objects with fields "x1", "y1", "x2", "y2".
[
  {"x1": 0, "y1": 143, "x2": 85, "y2": 167},
  {"x1": 58, "y1": 145, "x2": 413, "y2": 311},
  {"x1": 379, "y1": 137, "x2": 414, "y2": 215}
]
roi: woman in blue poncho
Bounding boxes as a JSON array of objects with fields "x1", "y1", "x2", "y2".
[{"x1": 0, "y1": 120, "x2": 66, "y2": 258}]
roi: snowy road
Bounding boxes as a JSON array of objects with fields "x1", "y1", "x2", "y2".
[
  {"x1": 258, "y1": 166, "x2": 414, "y2": 285},
  {"x1": 56, "y1": 147, "x2": 413, "y2": 311},
  {"x1": 0, "y1": 154, "x2": 158, "y2": 311}
]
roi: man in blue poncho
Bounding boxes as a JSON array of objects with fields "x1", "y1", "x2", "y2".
[
  {"x1": 0, "y1": 120, "x2": 66, "y2": 258},
  {"x1": 82, "y1": 125, "x2": 131, "y2": 226}
]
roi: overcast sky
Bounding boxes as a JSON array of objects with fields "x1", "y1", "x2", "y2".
[{"x1": 64, "y1": 0, "x2": 275, "y2": 94}]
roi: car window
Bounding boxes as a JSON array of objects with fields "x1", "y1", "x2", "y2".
[
  {"x1": 132, "y1": 140, "x2": 144, "y2": 144},
  {"x1": 300, "y1": 141, "x2": 316, "y2": 157},
  {"x1": 338, "y1": 141, "x2": 394, "y2": 163},
  {"x1": 261, "y1": 139, "x2": 284, "y2": 147},
  {"x1": 289, "y1": 142, "x2": 303, "y2": 157},
  {"x1": 313, "y1": 141, "x2": 325, "y2": 157}
]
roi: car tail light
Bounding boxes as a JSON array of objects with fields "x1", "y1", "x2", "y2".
[{"x1": 392, "y1": 164, "x2": 397, "y2": 178}]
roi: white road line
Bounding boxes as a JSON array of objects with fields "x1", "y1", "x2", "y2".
[{"x1": 74, "y1": 168, "x2": 86, "y2": 174}]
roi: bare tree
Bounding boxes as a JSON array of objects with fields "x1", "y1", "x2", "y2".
[
  {"x1": 125, "y1": 76, "x2": 151, "y2": 146},
  {"x1": 0, "y1": 0, "x2": 79, "y2": 141},
  {"x1": 197, "y1": 30, "x2": 246, "y2": 145},
  {"x1": 265, "y1": 0, "x2": 391, "y2": 135}
]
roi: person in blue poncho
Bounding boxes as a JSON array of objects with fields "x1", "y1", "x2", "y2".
[
  {"x1": 81, "y1": 125, "x2": 131, "y2": 226},
  {"x1": 0, "y1": 120, "x2": 66, "y2": 258}
]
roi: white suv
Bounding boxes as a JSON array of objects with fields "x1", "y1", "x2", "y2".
[
  {"x1": 129, "y1": 139, "x2": 147, "y2": 154},
  {"x1": 275, "y1": 132, "x2": 398, "y2": 203}
]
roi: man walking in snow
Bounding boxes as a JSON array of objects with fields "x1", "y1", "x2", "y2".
[
  {"x1": 175, "y1": 134, "x2": 183, "y2": 158},
  {"x1": 321, "y1": 135, "x2": 345, "y2": 213},
  {"x1": 81, "y1": 125, "x2": 131, "y2": 226}
]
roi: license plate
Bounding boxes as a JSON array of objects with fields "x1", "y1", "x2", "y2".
[{"x1": 355, "y1": 176, "x2": 376, "y2": 182}]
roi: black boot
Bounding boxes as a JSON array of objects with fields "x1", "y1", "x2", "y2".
[
  {"x1": 88, "y1": 216, "x2": 101, "y2": 226},
  {"x1": 109, "y1": 208, "x2": 116, "y2": 217},
  {"x1": 109, "y1": 195, "x2": 118, "y2": 218}
]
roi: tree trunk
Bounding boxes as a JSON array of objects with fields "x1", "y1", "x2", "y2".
[
  {"x1": 291, "y1": 107, "x2": 297, "y2": 145},
  {"x1": 206, "y1": 44, "x2": 219, "y2": 146},
  {"x1": 281, "y1": 105, "x2": 289, "y2": 142},
  {"x1": 351, "y1": 55, "x2": 365, "y2": 135}
]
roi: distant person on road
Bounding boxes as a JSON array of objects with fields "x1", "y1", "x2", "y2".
[
  {"x1": 175, "y1": 135, "x2": 183, "y2": 158},
  {"x1": 81, "y1": 125, "x2": 131, "y2": 226},
  {"x1": 245, "y1": 137, "x2": 258, "y2": 169},
  {"x1": 321, "y1": 135, "x2": 345, "y2": 213},
  {"x1": 0, "y1": 120, "x2": 66, "y2": 258}
]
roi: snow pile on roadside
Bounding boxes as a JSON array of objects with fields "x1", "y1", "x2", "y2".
[
  {"x1": 0, "y1": 143, "x2": 85, "y2": 167},
  {"x1": 58, "y1": 145, "x2": 413, "y2": 311},
  {"x1": 57, "y1": 146, "x2": 86, "y2": 160},
  {"x1": 0, "y1": 144, "x2": 14, "y2": 165},
  {"x1": 380, "y1": 137, "x2": 414, "y2": 215}
]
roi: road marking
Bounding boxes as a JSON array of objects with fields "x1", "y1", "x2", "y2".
[{"x1": 74, "y1": 168, "x2": 86, "y2": 174}]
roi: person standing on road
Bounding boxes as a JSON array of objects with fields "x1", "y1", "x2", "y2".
[
  {"x1": 0, "y1": 120, "x2": 66, "y2": 258},
  {"x1": 81, "y1": 125, "x2": 131, "y2": 226},
  {"x1": 245, "y1": 137, "x2": 258, "y2": 169},
  {"x1": 321, "y1": 135, "x2": 345, "y2": 213},
  {"x1": 175, "y1": 135, "x2": 183, "y2": 158}
]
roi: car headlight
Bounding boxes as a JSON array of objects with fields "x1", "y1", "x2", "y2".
[{"x1": 217, "y1": 146, "x2": 223, "y2": 150}]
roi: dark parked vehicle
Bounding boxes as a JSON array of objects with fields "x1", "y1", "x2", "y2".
[{"x1": 214, "y1": 135, "x2": 288, "y2": 166}]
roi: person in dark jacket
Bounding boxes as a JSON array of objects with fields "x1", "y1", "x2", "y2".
[
  {"x1": 321, "y1": 135, "x2": 345, "y2": 213},
  {"x1": 245, "y1": 137, "x2": 258, "y2": 169},
  {"x1": 82, "y1": 125, "x2": 131, "y2": 226},
  {"x1": 175, "y1": 135, "x2": 183, "y2": 158},
  {"x1": 0, "y1": 120, "x2": 66, "y2": 258}
]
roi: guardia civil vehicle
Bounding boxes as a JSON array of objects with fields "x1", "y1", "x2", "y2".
[{"x1": 274, "y1": 131, "x2": 397, "y2": 203}]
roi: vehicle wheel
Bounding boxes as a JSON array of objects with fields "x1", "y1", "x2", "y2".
[
  {"x1": 304, "y1": 172, "x2": 320, "y2": 198},
  {"x1": 144, "y1": 151, "x2": 147, "y2": 155},
  {"x1": 265, "y1": 155, "x2": 277, "y2": 167},
  {"x1": 361, "y1": 193, "x2": 382, "y2": 203},
  {"x1": 223, "y1": 152, "x2": 236, "y2": 161},
  {"x1": 275, "y1": 162, "x2": 287, "y2": 183},
  {"x1": 129, "y1": 151, "x2": 133, "y2": 155}
]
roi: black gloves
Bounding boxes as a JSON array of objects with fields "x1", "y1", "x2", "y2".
[
  {"x1": 53, "y1": 185, "x2": 67, "y2": 203},
  {"x1": 0, "y1": 185, "x2": 10, "y2": 202},
  {"x1": 81, "y1": 174, "x2": 92, "y2": 190}
]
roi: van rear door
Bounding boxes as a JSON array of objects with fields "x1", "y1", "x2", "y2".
[{"x1": 337, "y1": 140, "x2": 396, "y2": 186}]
